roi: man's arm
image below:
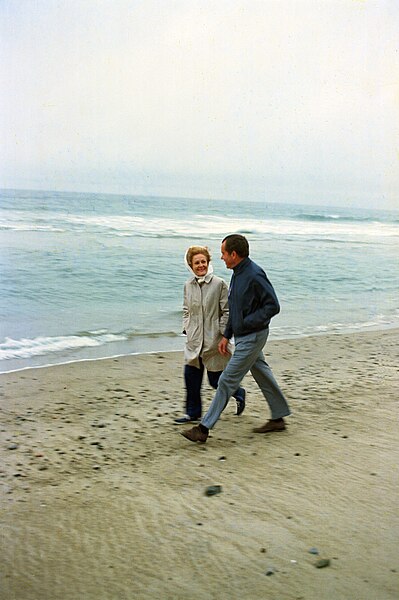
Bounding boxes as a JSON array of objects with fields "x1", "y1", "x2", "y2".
[{"x1": 243, "y1": 273, "x2": 280, "y2": 331}]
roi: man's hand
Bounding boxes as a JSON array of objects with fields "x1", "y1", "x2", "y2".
[{"x1": 218, "y1": 337, "x2": 230, "y2": 356}]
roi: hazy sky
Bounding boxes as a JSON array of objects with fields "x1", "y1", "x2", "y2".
[{"x1": 1, "y1": 0, "x2": 398, "y2": 208}]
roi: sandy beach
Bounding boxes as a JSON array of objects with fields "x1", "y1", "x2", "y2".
[{"x1": 1, "y1": 328, "x2": 398, "y2": 600}]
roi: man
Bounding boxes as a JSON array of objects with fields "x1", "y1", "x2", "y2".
[{"x1": 181, "y1": 234, "x2": 290, "y2": 443}]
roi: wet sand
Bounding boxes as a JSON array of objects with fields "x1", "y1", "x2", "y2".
[{"x1": 1, "y1": 329, "x2": 398, "y2": 600}]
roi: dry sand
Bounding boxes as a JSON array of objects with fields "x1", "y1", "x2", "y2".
[{"x1": 1, "y1": 329, "x2": 398, "y2": 600}]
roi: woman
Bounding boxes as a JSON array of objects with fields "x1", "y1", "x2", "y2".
[{"x1": 175, "y1": 245, "x2": 245, "y2": 424}]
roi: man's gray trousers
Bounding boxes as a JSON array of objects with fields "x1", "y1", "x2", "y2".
[{"x1": 201, "y1": 328, "x2": 290, "y2": 430}]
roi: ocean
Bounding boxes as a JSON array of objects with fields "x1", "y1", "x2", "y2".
[{"x1": 1, "y1": 188, "x2": 398, "y2": 373}]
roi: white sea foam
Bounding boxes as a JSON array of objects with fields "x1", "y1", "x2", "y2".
[
  {"x1": 0, "y1": 220, "x2": 64, "y2": 233},
  {"x1": 1, "y1": 207, "x2": 398, "y2": 239},
  {"x1": 39, "y1": 212, "x2": 399, "y2": 240},
  {"x1": 0, "y1": 333, "x2": 127, "y2": 360},
  {"x1": 273, "y1": 313, "x2": 398, "y2": 339}
]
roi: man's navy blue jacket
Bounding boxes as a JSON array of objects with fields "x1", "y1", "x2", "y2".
[{"x1": 223, "y1": 257, "x2": 280, "y2": 339}]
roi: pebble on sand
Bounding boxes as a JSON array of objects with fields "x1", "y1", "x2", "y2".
[
  {"x1": 315, "y1": 558, "x2": 331, "y2": 568},
  {"x1": 205, "y1": 485, "x2": 222, "y2": 496}
]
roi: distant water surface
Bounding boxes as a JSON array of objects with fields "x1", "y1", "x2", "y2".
[{"x1": 0, "y1": 188, "x2": 398, "y2": 372}]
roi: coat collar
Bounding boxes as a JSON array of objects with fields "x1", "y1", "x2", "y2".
[{"x1": 232, "y1": 257, "x2": 251, "y2": 274}]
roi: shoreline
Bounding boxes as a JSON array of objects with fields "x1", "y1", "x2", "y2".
[
  {"x1": 1, "y1": 327, "x2": 398, "y2": 599},
  {"x1": 1, "y1": 322, "x2": 399, "y2": 375}
]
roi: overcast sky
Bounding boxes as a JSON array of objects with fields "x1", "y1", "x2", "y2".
[{"x1": 1, "y1": 0, "x2": 398, "y2": 208}]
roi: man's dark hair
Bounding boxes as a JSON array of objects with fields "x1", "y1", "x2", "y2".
[{"x1": 222, "y1": 234, "x2": 249, "y2": 258}]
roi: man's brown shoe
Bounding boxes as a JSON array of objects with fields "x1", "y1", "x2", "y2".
[
  {"x1": 253, "y1": 419, "x2": 286, "y2": 433},
  {"x1": 181, "y1": 425, "x2": 208, "y2": 443}
]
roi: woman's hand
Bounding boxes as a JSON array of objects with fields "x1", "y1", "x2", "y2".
[{"x1": 218, "y1": 337, "x2": 230, "y2": 356}]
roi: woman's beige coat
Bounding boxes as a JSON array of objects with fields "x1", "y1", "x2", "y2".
[{"x1": 183, "y1": 274, "x2": 230, "y2": 371}]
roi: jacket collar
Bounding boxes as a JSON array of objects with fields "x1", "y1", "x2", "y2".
[{"x1": 233, "y1": 257, "x2": 251, "y2": 274}]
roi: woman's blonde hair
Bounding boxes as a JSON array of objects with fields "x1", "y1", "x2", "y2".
[{"x1": 186, "y1": 245, "x2": 211, "y2": 267}]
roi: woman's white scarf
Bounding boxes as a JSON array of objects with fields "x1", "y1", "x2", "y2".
[{"x1": 184, "y1": 250, "x2": 214, "y2": 284}]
